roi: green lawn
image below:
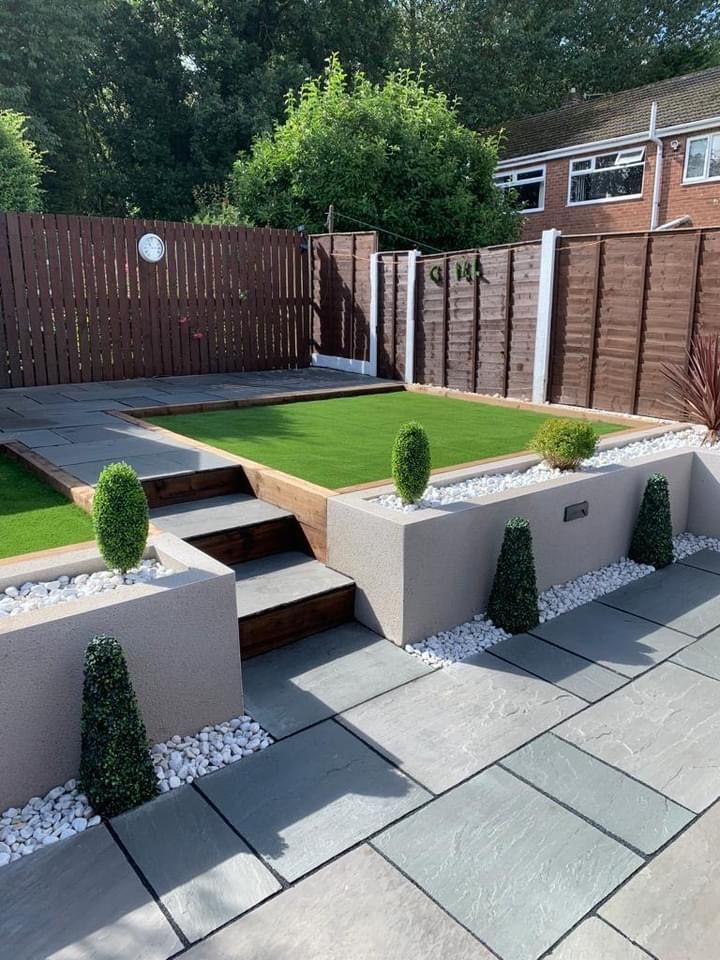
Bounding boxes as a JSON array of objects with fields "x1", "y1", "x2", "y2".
[
  {"x1": 0, "y1": 454, "x2": 95, "y2": 559},
  {"x1": 147, "y1": 391, "x2": 625, "y2": 490}
]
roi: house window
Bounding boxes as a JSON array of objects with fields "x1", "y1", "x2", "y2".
[
  {"x1": 495, "y1": 166, "x2": 545, "y2": 213},
  {"x1": 568, "y1": 148, "x2": 645, "y2": 205},
  {"x1": 684, "y1": 132, "x2": 720, "y2": 182}
]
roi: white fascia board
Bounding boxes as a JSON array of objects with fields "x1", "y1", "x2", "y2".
[{"x1": 497, "y1": 114, "x2": 720, "y2": 169}]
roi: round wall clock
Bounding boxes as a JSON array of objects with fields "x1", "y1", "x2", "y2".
[{"x1": 138, "y1": 232, "x2": 165, "y2": 263}]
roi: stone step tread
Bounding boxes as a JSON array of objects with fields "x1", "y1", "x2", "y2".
[
  {"x1": 233, "y1": 552, "x2": 354, "y2": 619},
  {"x1": 150, "y1": 494, "x2": 292, "y2": 540}
]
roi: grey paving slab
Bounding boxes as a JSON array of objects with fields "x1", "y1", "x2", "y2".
[
  {"x1": 557, "y1": 661, "x2": 720, "y2": 811},
  {"x1": 671, "y1": 626, "x2": 720, "y2": 680},
  {"x1": 374, "y1": 765, "x2": 641, "y2": 960},
  {"x1": 7, "y1": 399, "x2": 122, "y2": 415},
  {"x1": 69, "y1": 454, "x2": 193, "y2": 484},
  {"x1": 54, "y1": 423, "x2": 157, "y2": 443},
  {"x1": 243, "y1": 622, "x2": 433, "y2": 738},
  {"x1": 160, "y1": 448, "x2": 235, "y2": 471},
  {"x1": 0, "y1": 412, "x2": 49, "y2": 430},
  {"x1": 339, "y1": 652, "x2": 583, "y2": 793},
  {"x1": 182, "y1": 845, "x2": 491, "y2": 960},
  {"x1": 601, "y1": 800, "x2": 720, "y2": 959},
  {"x1": 546, "y1": 918, "x2": 653, "y2": 959},
  {"x1": 489, "y1": 632, "x2": 626, "y2": 701},
  {"x1": 33, "y1": 438, "x2": 173, "y2": 465},
  {"x1": 502, "y1": 733, "x2": 694, "y2": 854},
  {"x1": 0, "y1": 428, "x2": 68, "y2": 447},
  {"x1": 234, "y1": 552, "x2": 353, "y2": 617},
  {"x1": 0, "y1": 825, "x2": 182, "y2": 960},
  {"x1": 195, "y1": 719, "x2": 429, "y2": 881},
  {"x1": 151, "y1": 493, "x2": 290, "y2": 539},
  {"x1": 530, "y1": 601, "x2": 693, "y2": 676},
  {"x1": 112, "y1": 786, "x2": 280, "y2": 942},
  {"x1": 679, "y1": 545, "x2": 720, "y2": 574},
  {"x1": 598, "y1": 562, "x2": 720, "y2": 637}
]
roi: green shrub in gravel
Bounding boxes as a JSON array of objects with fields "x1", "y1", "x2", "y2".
[
  {"x1": 93, "y1": 462, "x2": 148, "y2": 573},
  {"x1": 530, "y1": 417, "x2": 598, "y2": 470},
  {"x1": 487, "y1": 516, "x2": 539, "y2": 634},
  {"x1": 391, "y1": 421, "x2": 431, "y2": 504},
  {"x1": 629, "y1": 473, "x2": 674, "y2": 568},
  {"x1": 80, "y1": 635, "x2": 157, "y2": 818}
]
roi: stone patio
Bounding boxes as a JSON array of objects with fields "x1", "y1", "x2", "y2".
[{"x1": 3, "y1": 557, "x2": 720, "y2": 959}]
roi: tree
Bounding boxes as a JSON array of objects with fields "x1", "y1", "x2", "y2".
[
  {"x1": 213, "y1": 56, "x2": 519, "y2": 249},
  {"x1": 0, "y1": 111, "x2": 45, "y2": 211}
]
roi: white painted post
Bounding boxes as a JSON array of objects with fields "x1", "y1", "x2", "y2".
[
  {"x1": 404, "y1": 249, "x2": 418, "y2": 384},
  {"x1": 532, "y1": 228, "x2": 560, "y2": 403},
  {"x1": 368, "y1": 251, "x2": 379, "y2": 378}
]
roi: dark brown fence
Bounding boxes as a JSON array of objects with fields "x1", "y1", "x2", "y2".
[
  {"x1": 310, "y1": 231, "x2": 376, "y2": 362},
  {"x1": 0, "y1": 212, "x2": 310, "y2": 388},
  {"x1": 549, "y1": 227, "x2": 720, "y2": 418},
  {"x1": 377, "y1": 242, "x2": 541, "y2": 397}
]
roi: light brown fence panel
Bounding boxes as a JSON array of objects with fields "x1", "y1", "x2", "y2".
[
  {"x1": 310, "y1": 232, "x2": 376, "y2": 362},
  {"x1": 476, "y1": 248, "x2": 514, "y2": 396},
  {"x1": 0, "y1": 213, "x2": 310, "y2": 387},
  {"x1": 377, "y1": 252, "x2": 408, "y2": 379},
  {"x1": 505, "y1": 243, "x2": 540, "y2": 399}
]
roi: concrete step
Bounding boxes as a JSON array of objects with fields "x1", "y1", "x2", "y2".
[
  {"x1": 233, "y1": 552, "x2": 356, "y2": 658},
  {"x1": 150, "y1": 493, "x2": 305, "y2": 564}
]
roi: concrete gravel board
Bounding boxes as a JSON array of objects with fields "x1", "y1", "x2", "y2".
[
  {"x1": 556, "y1": 661, "x2": 720, "y2": 811},
  {"x1": 339, "y1": 652, "x2": 583, "y2": 793},
  {"x1": 195, "y1": 719, "x2": 430, "y2": 881},
  {"x1": 374, "y1": 765, "x2": 641, "y2": 960}
]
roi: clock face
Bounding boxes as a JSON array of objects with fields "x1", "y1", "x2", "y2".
[{"x1": 138, "y1": 233, "x2": 165, "y2": 263}]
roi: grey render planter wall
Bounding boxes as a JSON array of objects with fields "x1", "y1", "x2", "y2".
[
  {"x1": 0, "y1": 533, "x2": 242, "y2": 809},
  {"x1": 327, "y1": 446, "x2": 706, "y2": 646}
]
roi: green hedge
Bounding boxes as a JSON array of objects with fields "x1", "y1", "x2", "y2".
[
  {"x1": 391, "y1": 421, "x2": 431, "y2": 504},
  {"x1": 629, "y1": 473, "x2": 674, "y2": 568},
  {"x1": 80, "y1": 635, "x2": 157, "y2": 818},
  {"x1": 93, "y1": 462, "x2": 149, "y2": 573},
  {"x1": 487, "y1": 516, "x2": 539, "y2": 634}
]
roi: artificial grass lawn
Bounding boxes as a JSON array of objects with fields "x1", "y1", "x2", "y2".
[
  {"x1": 0, "y1": 454, "x2": 95, "y2": 559},
  {"x1": 147, "y1": 391, "x2": 626, "y2": 490}
]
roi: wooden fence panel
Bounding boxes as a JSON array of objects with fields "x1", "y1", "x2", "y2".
[{"x1": 0, "y1": 214, "x2": 309, "y2": 387}]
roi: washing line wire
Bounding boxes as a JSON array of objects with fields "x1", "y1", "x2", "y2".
[{"x1": 332, "y1": 210, "x2": 445, "y2": 253}]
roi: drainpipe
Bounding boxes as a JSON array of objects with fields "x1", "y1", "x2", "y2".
[{"x1": 649, "y1": 101, "x2": 663, "y2": 231}]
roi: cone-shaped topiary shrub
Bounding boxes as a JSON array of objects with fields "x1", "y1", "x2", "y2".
[
  {"x1": 391, "y1": 421, "x2": 431, "y2": 504},
  {"x1": 530, "y1": 417, "x2": 598, "y2": 470},
  {"x1": 487, "y1": 516, "x2": 539, "y2": 634},
  {"x1": 93, "y1": 462, "x2": 149, "y2": 573},
  {"x1": 80, "y1": 635, "x2": 157, "y2": 818},
  {"x1": 629, "y1": 473, "x2": 674, "y2": 568}
]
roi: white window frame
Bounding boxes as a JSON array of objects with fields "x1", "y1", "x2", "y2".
[
  {"x1": 494, "y1": 164, "x2": 546, "y2": 213},
  {"x1": 567, "y1": 147, "x2": 646, "y2": 206},
  {"x1": 683, "y1": 131, "x2": 720, "y2": 184}
]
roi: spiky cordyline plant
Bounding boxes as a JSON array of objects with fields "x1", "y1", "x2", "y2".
[{"x1": 663, "y1": 333, "x2": 720, "y2": 444}]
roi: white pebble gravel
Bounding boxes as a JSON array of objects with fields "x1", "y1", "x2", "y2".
[
  {"x1": 0, "y1": 714, "x2": 272, "y2": 868},
  {"x1": 0, "y1": 560, "x2": 173, "y2": 618},
  {"x1": 407, "y1": 531, "x2": 720, "y2": 667},
  {"x1": 375, "y1": 428, "x2": 714, "y2": 511}
]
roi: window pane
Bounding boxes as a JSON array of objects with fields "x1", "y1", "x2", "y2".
[
  {"x1": 516, "y1": 181, "x2": 541, "y2": 209},
  {"x1": 571, "y1": 164, "x2": 644, "y2": 202},
  {"x1": 595, "y1": 153, "x2": 618, "y2": 169},
  {"x1": 571, "y1": 158, "x2": 592, "y2": 171},
  {"x1": 516, "y1": 168, "x2": 543, "y2": 181},
  {"x1": 495, "y1": 174, "x2": 512, "y2": 185},
  {"x1": 687, "y1": 138, "x2": 708, "y2": 178},
  {"x1": 709, "y1": 134, "x2": 720, "y2": 178}
]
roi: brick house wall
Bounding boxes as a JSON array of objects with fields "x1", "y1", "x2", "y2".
[{"x1": 518, "y1": 133, "x2": 720, "y2": 240}]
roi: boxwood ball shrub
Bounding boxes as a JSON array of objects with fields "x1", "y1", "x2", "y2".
[
  {"x1": 80, "y1": 635, "x2": 157, "y2": 818},
  {"x1": 530, "y1": 418, "x2": 598, "y2": 470},
  {"x1": 93, "y1": 462, "x2": 149, "y2": 573},
  {"x1": 391, "y1": 421, "x2": 431, "y2": 504},
  {"x1": 629, "y1": 473, "x2": 674, "y2": 568},
  {"x1": 487, "y1": 516, "x2": 539, "y2": 634}
]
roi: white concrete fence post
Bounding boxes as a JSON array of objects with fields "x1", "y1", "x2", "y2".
[
  {"x1": 532, "y1": 228, "x2": 561, "y2": 404},
  {"x1": 404, "y1": 249, "x2": 419, "y2": 384},
  {"x1": 368, "y1": 251, "x2": 379, "y2": 378}
]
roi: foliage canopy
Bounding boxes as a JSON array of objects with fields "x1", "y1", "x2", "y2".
[{"x1": 0, "y1": 111, "x2": 44, "y2": 211}]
